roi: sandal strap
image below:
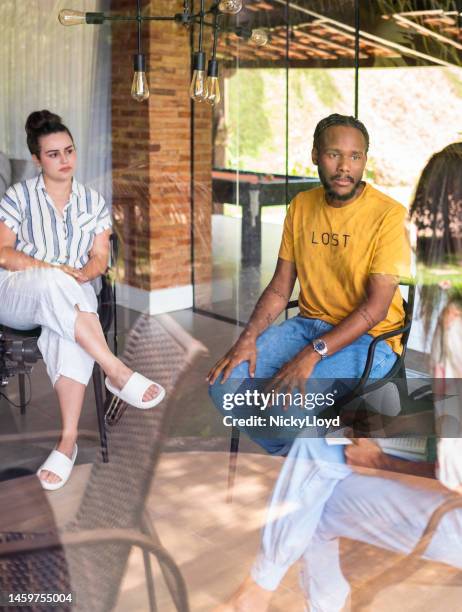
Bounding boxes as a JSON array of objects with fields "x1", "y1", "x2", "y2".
[
  {"x1": 38, "y1": 446, "x2": 76, "y2": 480},
  {"x1": 120, "y1": 372, "x2": 154, "y2": 403}
]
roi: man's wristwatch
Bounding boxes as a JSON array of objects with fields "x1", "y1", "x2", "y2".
[{"x1": 312, "y1": 338, "x2": 328, "y2": 359}]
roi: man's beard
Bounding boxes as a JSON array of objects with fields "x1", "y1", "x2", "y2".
[{"x1": 318, "y1": 166, "x2": 362, "y2": 202}]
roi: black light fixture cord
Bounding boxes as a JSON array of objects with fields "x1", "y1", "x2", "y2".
[
  {"x1": 211, "y1": 9, "x2": 219, "y2": 59},
  {"x1": 354, "y1": 0, "x2": 359, "y2": 119},
  {"x1": 198, "y1": 0, "x2": 205, "y2": 52},
  {"x1": 137, "y1": 0, "x2": 142, "y2": 54}
]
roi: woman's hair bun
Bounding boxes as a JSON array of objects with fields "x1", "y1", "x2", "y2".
[
  {"x1": 25, "y1": 110, "x2": 63, "y2": 136},
  {"x1": 25, "y1": 109, "x2": 72, "y2": 156}
]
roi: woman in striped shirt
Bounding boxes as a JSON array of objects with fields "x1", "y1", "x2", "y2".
[{"x1": 0, "y1": 110, "x2": 164, "y2": 490}]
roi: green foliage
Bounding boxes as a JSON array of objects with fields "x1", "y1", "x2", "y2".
[
  {"x1": 226, "y1": 70, "x2": 273, "y2": 167},
  {"x1": 289, "y1": 160, "x2": 318, "y2": 177},
  {"x1": 290, "y1": 69, "x2": 341, "y2": 107},
  {"x1": 303, "y1": 70, "x2": 341, "y2": 108},
  {"x1": 444, "y1": 68, "x2": 462, "y2": 99},
  {"x1": 225, "y1": 68, "x2": 343, "y2": 169}
]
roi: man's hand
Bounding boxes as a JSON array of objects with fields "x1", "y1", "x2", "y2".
[
  {"x1": 207, "y1": 331, "x2": 258, "y2": 385},
  {"x1": 344, "y1": 437, "x2": 387, "y2": 470},
  {"x1": 268, "y1": 347, "x2": 320, "y2": 398},
  {"x1": 207, "y1": 258, "x2": 296, "y2": 387}
]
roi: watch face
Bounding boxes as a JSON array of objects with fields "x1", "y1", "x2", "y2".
[{"x1": 314, "y1": 340, "x2": 327, "y2": 354}]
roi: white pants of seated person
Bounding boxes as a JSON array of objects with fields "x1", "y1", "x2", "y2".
[
  {"x1": 252, "y1": 438, "x2": 462, "y2": 612},
  {"x1": 0, "y1": 268, "x2": 98, "y2": 386}
]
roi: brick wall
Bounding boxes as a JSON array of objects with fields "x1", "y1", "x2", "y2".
[{"x1": 111, "y1": 0, "x2": 212, "y2": 309}]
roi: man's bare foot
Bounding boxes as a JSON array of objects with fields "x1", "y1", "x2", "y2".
[
  {"x1": 107, "y1": 362, "x2": 160, "y2": 402},
  {"x1": 38, "y1": 434, "x2": 76, "y2": 485},
  {"x1": 213, "y1": 576, "x2": 273, "y2": 612}
]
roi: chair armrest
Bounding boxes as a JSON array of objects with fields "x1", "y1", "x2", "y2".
[
  {"x1": 347, "y1": 321, "x2": 412, "y2": 398},
  {"x1": 0, "y1": 527, "x2": 189, "y2": 612},
  {"x1": 410, "y1": 493, "x2": 462, "y2": 557}
]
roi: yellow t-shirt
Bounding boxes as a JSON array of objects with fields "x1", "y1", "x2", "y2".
[{"x1": 278, "y1": 183, "x2": 410, "y2": 354}]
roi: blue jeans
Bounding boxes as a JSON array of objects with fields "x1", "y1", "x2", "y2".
[{"x1": 209, "y1": 316, "x2": 397, "y2": 454}]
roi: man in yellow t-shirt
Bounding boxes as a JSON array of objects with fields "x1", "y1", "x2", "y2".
[{"x1": 208, "y1": 113, "x2": 410, "y2": 456}]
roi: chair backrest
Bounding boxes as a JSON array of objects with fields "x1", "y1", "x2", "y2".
[{"x1": 64, "y1": 314, "x2": 207, "y2": 611}]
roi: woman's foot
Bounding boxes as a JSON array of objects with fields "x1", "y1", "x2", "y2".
[
  {"x1": 107, "y1": 362, "x2": 160, "y2": 402},
  {"x1": 38, "y1": 434, "x2": 77, "y2": 485},
  {"x1": 213, "y1": 576, "x2": 273, "y2": 612}
]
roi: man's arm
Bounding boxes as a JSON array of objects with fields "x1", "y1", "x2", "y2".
[
  {"x1": 319, "y1": 272, "x2": 398, "y2": 354},
  {"x1": 270, "y1": 272, "x2": 399, "y2": 393},
  {"x1": 207, "y1": 257, "x2": 297, "y2": 384}
]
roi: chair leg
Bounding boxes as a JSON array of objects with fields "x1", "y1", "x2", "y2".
[
  {"x1": 143, "y1": 550, "x2": 158, "y2": 612},
  {"x1": 113, "y1": 284, "x2": 118, "y2": 356},
  {"x1": 227, "y1": 426, "x2": 241, "y2": 504},
  {"x1": 92, "y1": 363, "x2": 109, "y2": 463},
  {"x1": 18, "y1": 373, "x2": 26, "y2": 415}
]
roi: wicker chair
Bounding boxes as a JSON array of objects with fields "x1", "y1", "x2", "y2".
[{"x1": 0, "y1": 313, "x2": 208, "y2": 612}]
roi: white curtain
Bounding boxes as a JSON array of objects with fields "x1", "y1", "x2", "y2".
[{"x1": 0, "y1": 0, "x2": 111, "y2": 200}]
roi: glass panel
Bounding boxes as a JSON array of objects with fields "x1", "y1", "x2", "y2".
[
  {"x1": 193, "y1": 0, "x2": 359, "y2": 323},
  {"x1": 358, "y1": 1, "x2": 462, "y2": 206},
  {"x1": 192, "y1": 1, "x2": 289, "y2": 323},
  {"x1": 358, "y1": 1, "x2": 462, "y2": 352}
]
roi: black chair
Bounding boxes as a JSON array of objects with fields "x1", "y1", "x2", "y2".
[
  {"x1": 0, "y1": 234, "x2": 118, "y2": 463},
  {"x1": 227, "y1": 283, "x2": 416, "y2": 500}
]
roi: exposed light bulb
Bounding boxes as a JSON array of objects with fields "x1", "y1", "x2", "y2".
[
  {"x1": 218, "y1": 0, "x2": 243, "y2": 15},
  {"x1": 131, "y1": 54, "x2": 150, "y2": 102},
  {"x1": 205, "y1": 77, "x2": 220, "y2": 105},
  {"x1": 250, "y1": 28, "x2": 269, "y2": 47},
  {"x1": 58, "y1": 9, "x2": 86, "y2": 26},
  {"x1": 190, "y1": 52, "x2": 207, "y2": 102},
  {"x1": 205, "y1": 59, "x2": 221, "y2": 106}
]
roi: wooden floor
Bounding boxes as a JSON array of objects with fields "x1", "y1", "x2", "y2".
[
  {"x1": 8, "y1": 450, "x2": 453, "y2": 612},
  {"x1": 114, "y1": 451, "x2": 462, "y2": 612},
  {"x1": 1, "y1": 450, "x2": 461, "y2": 612}
]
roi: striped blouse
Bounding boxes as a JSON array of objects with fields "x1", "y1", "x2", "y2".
[{"x1": 0, "y1": 173, "x2": 112, "y2": 273}]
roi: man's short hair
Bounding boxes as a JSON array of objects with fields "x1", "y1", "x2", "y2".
[{"x1": 313, "y1": 113, "x2": 370, "y2": 153}]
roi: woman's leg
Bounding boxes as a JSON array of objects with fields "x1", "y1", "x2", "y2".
[
  {"x1": 38, "y1": 376, "x2": 85, "y2": 485},
  {"x1": 0, "y1": 269, "x2": 158, "y2": 401},
  {"x1": 36, "y1": 327, "x2": 94, "y2": 485},
  {"x1": 300, "y1": 535, "x2": 351, "y2": 612},
  {"x1": 214, "y1": 438, "x2": 351, "y2": 611},
  {"x1": 73, "y1": 310, "x2": 158, "y2": 401}
]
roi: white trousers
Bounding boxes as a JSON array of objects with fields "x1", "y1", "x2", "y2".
[
  {"x1": 252, "y1": 438, "x2": 462, "y2": 612},
  {"x1": 0, "y1": 268, "x2": 98, "y2": 386}
]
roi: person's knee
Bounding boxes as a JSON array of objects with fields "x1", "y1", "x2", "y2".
[
  {"x1": 208, "y1": 361, "x2": 250, "y2": 412},
  {"x1": 37, "y1": 268, "x2": 78, "y2": 296}
]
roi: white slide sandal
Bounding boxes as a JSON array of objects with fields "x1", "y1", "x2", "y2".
[
  {"x1": 36, "y1": 444, "x2": 78, "y2": 491},
  {"x1": 105, "y1": 372, "x2": 166, "y2": 410}
]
